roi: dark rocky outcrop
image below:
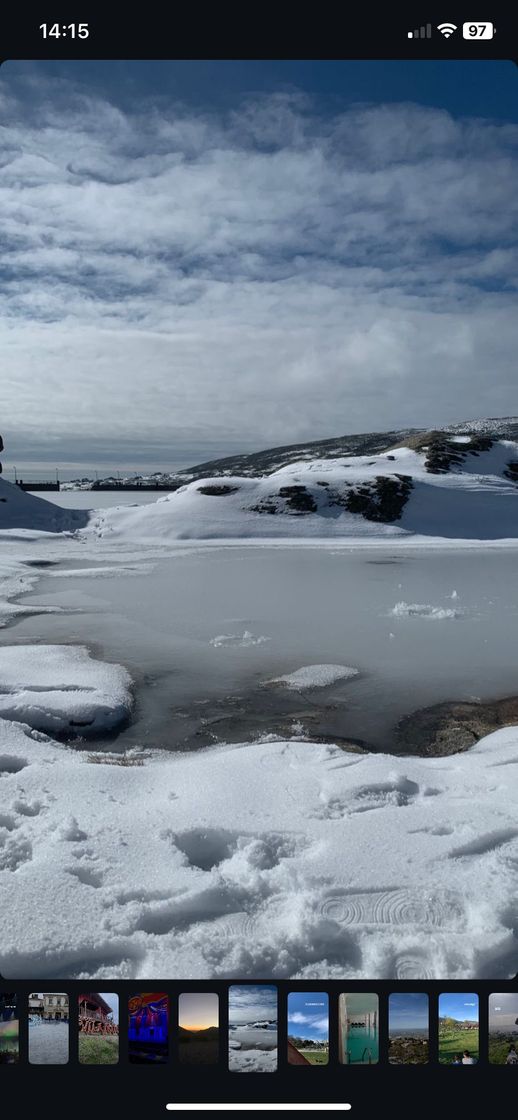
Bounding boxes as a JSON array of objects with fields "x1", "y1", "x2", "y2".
[
  {"x1": 277, "y1": 485, "x2": 317, "y2": 514},
  {"x1": 330, "y1": 475, "x2": 413, "y2": 523},
  {"x1": 197, "y1": 484, "x2": 239, "y2": 495},
  {"x1": 249, "y1": 484, "x2": 317, "y2": 515},
  {"x1": 401, "y1": 431, "x2": 495, "y2": 474},
  {"x1": 248, "y1": 498, "x2": 279, "y2": 514},
  {"x1": 249, "y1": 475, "x2": 412, "y2": 522},
  {"x1": 395, "y1": 695, "x2": 518, "y2": 756}
]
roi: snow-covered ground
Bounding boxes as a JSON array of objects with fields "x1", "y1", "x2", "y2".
[
  {"x1": 0, "y1": 438, "x2": 517, "y2": 981},
  {"x1": 229, "y1": 1028, "x2": 278, "y2": 1072},
  {"x1": 0, "y1": 644, "x2": 132, "y2": 735},
  {"x1": 0, "y1": 716, "x2": 517, "y2": 979},
  {"x1": 0, "y1": 477, "x2": 88, "y2": 533}
]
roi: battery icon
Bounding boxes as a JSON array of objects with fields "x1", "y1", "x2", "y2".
[{"x1": 463, "y1": 22, "x2": 495, "y2": 39}]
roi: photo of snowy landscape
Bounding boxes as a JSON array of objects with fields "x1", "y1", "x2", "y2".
[
  {"x1": 228, "y1": 985, "x2": 278, "y2": 1072},
  {"x1": 0, "y1": 59, "x2": 517, "y2": 982}
]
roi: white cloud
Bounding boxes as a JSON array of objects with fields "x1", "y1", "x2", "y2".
[
  {"x1": 1, "y1": 70, "x2": 517, "y2": 466},
  {"x1": 289, "y1": 1012, "x2": 329, "y2": 1031},
  {"x1": 228, "y1": 984, "x2": 277, "y2": 1022}
]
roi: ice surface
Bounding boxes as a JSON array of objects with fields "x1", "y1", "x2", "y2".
[{"x1": 13, "y1": 546, "x2": 518, "y2": 754}]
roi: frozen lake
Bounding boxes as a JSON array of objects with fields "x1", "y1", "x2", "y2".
[
  {"x1": 29, "y1": 490, "x2": 166, "y2": 509},
  {"x1": 12, "y1": 545, "x2": 518, "y2": 753}
]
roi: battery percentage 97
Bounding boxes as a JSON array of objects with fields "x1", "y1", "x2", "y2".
[{"x1": 462, "y1": 22, "x2": 495, "y2": 39}]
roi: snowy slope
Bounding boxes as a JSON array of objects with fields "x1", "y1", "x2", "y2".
[
  {"x1": 0, "y1": 718, "x2": 517, "y2": 980},
  {"x1": 89, "y1": 440, "x2": 518, "y2": 542},
  {"x1": 0, "y1": 478, "x2": 88, "y2": 534},
  {"x1": 444, "y1": 417, "x2": 518, "y2": 437}
]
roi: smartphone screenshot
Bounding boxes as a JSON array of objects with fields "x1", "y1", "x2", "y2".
[{"x1": 0, "y1": 11, "x2": 517, "y2": 1115}]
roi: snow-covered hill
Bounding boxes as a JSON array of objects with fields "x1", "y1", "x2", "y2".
[
  {"x1": 93, "y1": 436, "x2": 518, "y2": 542},
  {"x1": 444, "y1": 416, "x2": 518, "y2": 437},
  {"x1": 1, "y1": 429, "x2": 517, "y2": 541},
  {"x1": 182, "y1": 418, "x2": 518, "y2": 479}
]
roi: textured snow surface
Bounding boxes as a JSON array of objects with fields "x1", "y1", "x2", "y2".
[
  {"x1": 390, "y1": 602, "x2": 460, "y2": 620},
  {"x1": 209, "y1": 631, "x2": 271, "y2": 648},
  {"x1": 0, "y1": 719, "x2": 517, "y2": 980},
  {"x1": 229, "y1": 1048, "x2": 277, "y2": 1071},
  {"x1": 0, "y1": 645, "x2": 133, "y2": 734}
]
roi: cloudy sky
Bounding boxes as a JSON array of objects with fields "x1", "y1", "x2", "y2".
[
  {"x1": 1, "y1": 60, "x2": 517, "y2": 473},
  {"x1": 489, "y1": 993, "x2": 518, "y2": 1031},
  {"x1": 228, "y1": 984, "x2": 277, "y2": 1024},
  {"x1": 288, "y1": 992, "x2": 329, "y2": 1041}
]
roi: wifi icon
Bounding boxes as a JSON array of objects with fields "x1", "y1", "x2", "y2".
[{"x1": 437, "y1": 22, "x2": 457, "y2": 37}]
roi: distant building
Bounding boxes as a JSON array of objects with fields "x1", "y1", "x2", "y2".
[
  {"x1": 79, "y1": 994, "x2": 118, "y2": 1035},
  {"x1": 29, "y1": 994, "x2": 69, "y2": 1021}
]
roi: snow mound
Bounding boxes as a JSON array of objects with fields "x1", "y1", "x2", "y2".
[
  {"x1": 209, "y1": 631, "x2": 271, "y2": 647},
  {"x1": 1, "y1": 719, "x2": 517, "y2": 979},
  {"x1": 0, "y1": 644, "x2": 133, "y2": 735},
  {"x1": 0, "y1": 478, "x2": 88, "y2": 534},
  {"x1": 269, "y1": 664, "x2": 359, "y2": 689},
  {"x1": 390, "y1": 602, "x2": 460, "y2": 620},
  {"x1": 87, "y1": 438, "x2": 518, "y2": 543}
]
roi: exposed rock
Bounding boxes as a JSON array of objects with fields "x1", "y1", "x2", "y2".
[
  {"x1": 197, "y1": 484, "x2": 239, "y2": 495},
  {"x1": 330, "y1": 475, "x2": 413, "y2": 522},
  {"x1": 395, "y1": 695, "x2": 518, "y2": 756},
  {"x1": 401, "y1": 431, "x2": 494, "y2": 474},
  {"x1": 248, "y1": 499, "x2": 279, "y2": 514},
  {"x1": 277, "y1": 485, "x2": 317, "y2": 514},
  {"x1": 249, "y1": 484, "x2": 317, "y2": 515}
]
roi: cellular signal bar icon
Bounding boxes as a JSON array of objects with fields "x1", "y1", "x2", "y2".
[{"x1": 408, "y1": 23, "x2": 432, "y2": 38}]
